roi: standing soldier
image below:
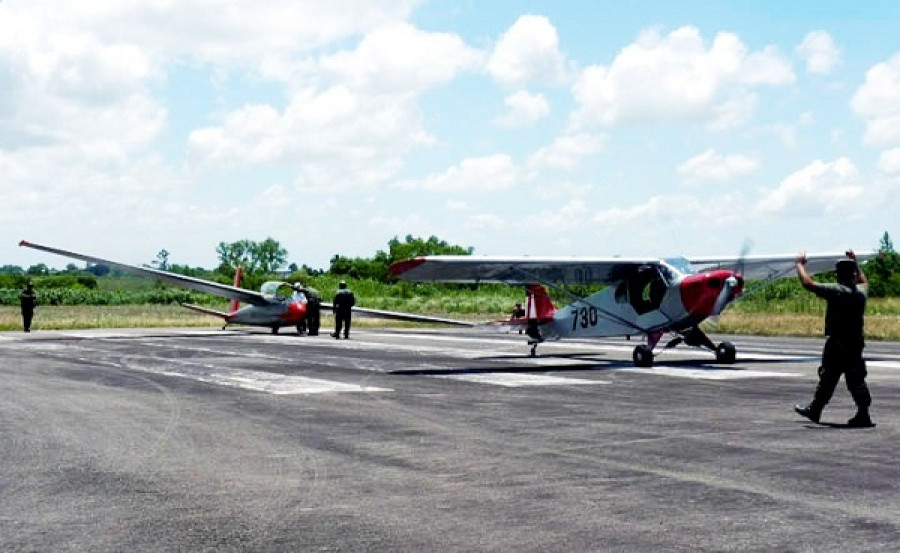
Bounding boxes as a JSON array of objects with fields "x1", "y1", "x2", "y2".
[
  {"x1": 302, "y1": 284, "x2": 322, "y2": 336},
  {"x1": 794, "y1": 250, "x2": 874, "y2": 427},
  {"x1": 20, "y1": 281, "x2": 37, "y2": 332},
  {"x1": 331, "y1": 281, "x2": 355, "y2": 339}
]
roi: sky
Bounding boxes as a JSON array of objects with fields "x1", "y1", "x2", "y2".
[{"x1": 2, "y1": 0, "x2": 899, "y2": 271}]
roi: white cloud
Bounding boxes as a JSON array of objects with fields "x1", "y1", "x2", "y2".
[
  {"x1": 319, "y1": 23, "x2": 483, "y2": 93},
  {"x1": 187, "y1": 85, "x2": 431, "y2": 189},
  {"x1": 487, "y1": 15, "x2": 567, "y2": 86},
  {"x1": 796, "y1": 31, "x2": 840, "y2": 74},
  {"x1": 678, "y1": 149, "x2": 758, "y2": 183},
  {"x1": 494, "y1": 90, "x2": 551, "y2": 128},
  {"x1": 522, "y1": 199, "x2": 588, "y2": 230},
  {"x1": 851, "y1": 54, "x2": 900, "y2": 147},
  {"x1": 526, "y1": 133, "x2": 606, "y2": 173},
  {"x1": 571, "y1": 26, "x2": 794, "y2": 128},
  {"x1": 756, "y1": 158, "x2": 864, "y2": 215},
  {"x1": 396, "y1": 154, "x2": 518, "y2": 192},
  {"x1": 877, "y1": 148, "x2": 900, "y2": 174},
  {"x1": 592, "y1": 194, "x2": 746, "y2": 234},
  {"x1": 465, "y1": 214, "x2": 506, "y2": 232}
]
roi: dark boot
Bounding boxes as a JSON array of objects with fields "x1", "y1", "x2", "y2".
[
  {"x1": 847, "y1": 411, "x2": 875, "y2": 428},
  {"x1": 794, "y1": 403, "x2": 822, "y2": 423}
]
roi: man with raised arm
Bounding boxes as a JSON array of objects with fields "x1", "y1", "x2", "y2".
[{"x1": 794, "y1": 250, "x2": 874, "y2": 428}]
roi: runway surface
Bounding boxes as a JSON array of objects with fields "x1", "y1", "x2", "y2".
[{"x1": 2, "y1": 327, "x2": 899, "y2": 552}]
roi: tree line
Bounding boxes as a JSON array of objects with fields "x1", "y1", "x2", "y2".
[{"x1": 2, "y1": 232, "x2": 899, "y2": 301}]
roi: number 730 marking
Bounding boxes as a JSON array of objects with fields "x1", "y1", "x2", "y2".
[{"x1": 571, "y1": 306, "x2": 598, "y2": 330}]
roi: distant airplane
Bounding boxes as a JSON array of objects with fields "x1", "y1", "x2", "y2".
[
  {"x1": 19, "y1": 240, "x2": 472, "y2": 334},
  {"x1": 390, "y1": 249, "x2": 877, "y2": 366}
]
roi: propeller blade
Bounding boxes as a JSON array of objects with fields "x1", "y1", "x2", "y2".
[{"x1": 711, "y1": 276, "x2": 737, "y2": 316}]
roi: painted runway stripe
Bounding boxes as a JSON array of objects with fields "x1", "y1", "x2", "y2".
[
  {"x1": 628, "y1": 367, "x2": 802, "y2": 380},
  {"x1": 868, "y1": 360, "x2": 900, "y2": 369},
  {"x1": 23, "y1": 342, "x2": 391, "y2": 395},
  {"x1": 434, "y1": 373, "x2": 607, "y2": 387}
]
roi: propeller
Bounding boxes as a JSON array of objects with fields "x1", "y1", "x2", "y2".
[{"x1": 708, "y1": 239, "x2": 752, "y2": 321}]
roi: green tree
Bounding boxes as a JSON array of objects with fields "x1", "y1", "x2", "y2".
[
  {"x1": 216, "y1": 238, "x2": 287, "y2": 276},
  {"x1": 252, "y1": 237, "x2": 288, "y2": 275},
  {"x1": 26, "y1": 263, "x2": 50, "y2": 276},
  {"x1": 328, "y1": 234, "x2": 473, "y2": 282},
  {"x1": 153, "y1": 249, "x2": 170, "y2": 270},
  {"x1": 387, "y1": 234, "x2": 474, "y2": 264},
  {"x1": 867, "y1": 231, "x2": 900, "y2": 297}
]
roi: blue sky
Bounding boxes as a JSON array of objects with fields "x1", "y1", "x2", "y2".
[{"x1": 2, "y1": 1, "x2": 899, "y2": 271}]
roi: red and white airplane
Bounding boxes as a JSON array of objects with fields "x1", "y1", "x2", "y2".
[
  {"x1": 390, "y1": 250, "x2": 876, "y2": 366},
  {"x1": 19, "y1": 240, "x2": 472, "y2": 334}
]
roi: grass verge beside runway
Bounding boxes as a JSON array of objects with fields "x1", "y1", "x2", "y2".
[{"x1": 1, "y1": 304, "x2": 898, "y2": 340}]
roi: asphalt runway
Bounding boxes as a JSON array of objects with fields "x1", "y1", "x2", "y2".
[{"x1": 2, "y1": 327, "x2": 899, "y2": 552}]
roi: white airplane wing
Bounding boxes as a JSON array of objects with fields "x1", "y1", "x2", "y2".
[
  {"x1": 686, "y1": 252, "x2": 879, "y2": 281},
  {"x1": 390, "y1": 255, "x2": 663, "y2": 285},
  {"x1": 19, "y1": 240, "x2": 269, "y2": 306},
  {"x1": 391, "y1": 252, "x2": 880, "y2": 284}
]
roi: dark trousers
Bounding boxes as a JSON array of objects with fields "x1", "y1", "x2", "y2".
[
  {"x1": 22, "y1": 309, "x2": 33, "y2": 332},
  {"x1": 812, "y1": 337, "x2": 871, "y2": 410},
  {"x1": 334, "y1": 311, "x2": 352, "y2": 338}
]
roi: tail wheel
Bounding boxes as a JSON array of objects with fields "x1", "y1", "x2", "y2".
[
  {"x1": 633, "y1": 344, "x2": 654, "y2": 367},
  {"x1": 715, "y1": 341, "x2": 736, "y2": 364}
]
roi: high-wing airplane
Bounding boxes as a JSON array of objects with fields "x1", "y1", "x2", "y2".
[
  {"x1": 390, "y1": 250, "x2": 877, "y2": 366},
  {"x1": 19, "y1": 240, "x2": 472, "y2": 334}
]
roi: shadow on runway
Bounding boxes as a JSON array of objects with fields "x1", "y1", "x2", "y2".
[{"x1": 389, "y1": 356, "x2": 807, "y2": 377}]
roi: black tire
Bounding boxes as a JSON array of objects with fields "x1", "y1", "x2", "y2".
[
  {"x1": 715, "y1": 341, "x2": 736, "y2": 364},
  {"x1": 633, "y1": 344, "x2": 654, "y2": 367}
]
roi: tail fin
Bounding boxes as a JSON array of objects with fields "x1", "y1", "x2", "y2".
[
  {"x1": 229, "y1": 266, "x2": 243, "y2": 313},
  {"x1": 526, "y1": 284, "x2": 556, "y2": 321}
]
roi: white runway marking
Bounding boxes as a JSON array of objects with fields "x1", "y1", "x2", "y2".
[
  {"x1": 628, "y1": 367, "x2": 802, "y2": 380},
  {"x1": 17, "y1": 340, "x2": 391, "y2": 395},
  {"x1": 868, "y1": 360, "x2": 900, "y2": 370},
  {"x1": 434, "y1": 373, "x2": 606, "y2": 387}
]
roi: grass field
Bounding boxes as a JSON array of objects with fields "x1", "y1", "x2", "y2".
[{"x1": 2, "y1": 301, "x2": 898, "y2": 340}]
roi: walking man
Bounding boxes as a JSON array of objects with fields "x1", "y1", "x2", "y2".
[
  {"x1": 794, "y1": 250, "x2": 874, "y2": 427},
  {"x1": 19, "y1": 281, "x2": 37, "y2": 332},
  {"x1": 331, "y1": 281, "x2": 355, "y2": 339}
]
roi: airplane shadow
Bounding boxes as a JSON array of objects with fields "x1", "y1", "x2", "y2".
[{"x1": 390, "y1": 356, "x2": 808, "y2": 377}]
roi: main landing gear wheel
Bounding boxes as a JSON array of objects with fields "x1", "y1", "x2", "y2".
[
  {"x1": 715, "y1": 341, "x2": 736, "y2": 364},
  {"x1": 633, "y1": 344, "x2": 654, "y2": 367}
]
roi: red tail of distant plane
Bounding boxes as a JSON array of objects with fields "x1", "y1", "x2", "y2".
[
  {"x1": 229, "y1": 266, "x2": 243, "y2": 313},
  {"x1": 526, "y1": 284, "x2": 556, "y2": 322}
]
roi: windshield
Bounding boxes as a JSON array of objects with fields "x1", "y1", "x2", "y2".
[{"x1": 260, "y1": 281, "x2": 295, "y2": 300}]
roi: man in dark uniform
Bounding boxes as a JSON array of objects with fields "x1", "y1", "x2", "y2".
[
  {"x1": 19, "y1": 281, "x2": 37, "y2": 332},
  {"x1": 331, "y1": 281, "x2": 355, "y2": 339},
  {"x1": 794, "y1": 250, "x2": 874, "y2": 427},
  {"x1": 303, "y1": 284, "x2": 322, "y2": 336}
]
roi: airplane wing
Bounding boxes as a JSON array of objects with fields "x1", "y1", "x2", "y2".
[
  {"x1": 389, "y1": 255, "x2": 663, "y2": 285},
  {"x1": 320, "y1": 301, "x2": 474, "y2": 327},
  {"x1": 19, "y1": 240, "x2": 269, "y2": 306},
  {"x1": 686, "y1": 252, "x2": 879, "y2": 281}
]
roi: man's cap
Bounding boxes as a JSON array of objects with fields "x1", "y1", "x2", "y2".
[
  {"x1": 339, "y1": 280, "x2": 347, "y2": 288},
  {"x1": 835, "y1": 259, "x2": 857, "y2": 274}
]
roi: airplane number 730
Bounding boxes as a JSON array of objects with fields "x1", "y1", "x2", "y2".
[{"x1": 571, "y1": 306, "x2": 599, "y2": 330}]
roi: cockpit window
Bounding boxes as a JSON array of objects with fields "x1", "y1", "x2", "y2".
[{"x1": 260, "y1": 281, "x2": 295, "y2": 300}]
